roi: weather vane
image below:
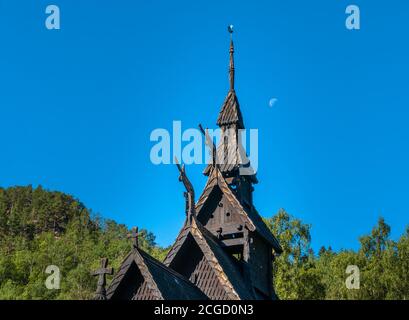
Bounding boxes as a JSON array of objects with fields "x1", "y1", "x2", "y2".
[{"x1": 227, "y1": 24, "x2": 234, "y2": 34}]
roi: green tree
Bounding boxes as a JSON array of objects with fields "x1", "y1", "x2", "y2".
[{"x1": 265, "y1": 209, "x2": 324, "y2": 299}]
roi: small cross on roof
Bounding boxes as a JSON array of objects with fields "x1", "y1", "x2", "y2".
[
  {"x1": 91, "y1": 257, "x2": 114, "y2": 300},
  {"x1": 127, "y1": 226, "x2": 139, "y2": 249}
]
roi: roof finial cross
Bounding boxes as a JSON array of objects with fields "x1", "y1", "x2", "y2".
[
  {"x1": 127, "y1": 227, "x2": 139, "y2": 249},
  {"x1": 91, "y1": 258, "x2": 114, "y2": 300}
]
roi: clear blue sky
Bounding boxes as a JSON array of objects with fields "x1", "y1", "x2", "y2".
[{"x1": 1, "y1": 0, "x2": 408, "y2": 251}]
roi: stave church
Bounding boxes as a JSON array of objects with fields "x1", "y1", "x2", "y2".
[{"x1": 91, "y1": 28, "x2": 282, "y2": 300}]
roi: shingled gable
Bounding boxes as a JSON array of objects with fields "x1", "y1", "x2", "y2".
[
  {"x1": 217, "y1": 90, "x2": 244, "y2": 129},
  {"x1": 106, "y1": 247, "x2": 207, "y2": 300},
  {"x1": 163, "y1": 215, "x2": 254, "y2": 300},
  {"x1": 195, "y1": 167, "x2": 282, "y2": 254}
]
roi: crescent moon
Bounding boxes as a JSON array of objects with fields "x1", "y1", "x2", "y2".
[{"x1": 269, "y1": 98, "x2": 278, "y2": 108}]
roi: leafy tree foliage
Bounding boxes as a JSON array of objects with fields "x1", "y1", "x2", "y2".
[
  {"x1": 265, "y1": 209, "x2": 324, "y2": 299},
  {"x1": 265, "y1": 209, "x2": 409, "y2": 300},
  {"x1": 0, "y1": 186, "x2": 407, "y2": 299},
  {"x1": 0, "y1": 186, "x2": 168, "y2": 299}
]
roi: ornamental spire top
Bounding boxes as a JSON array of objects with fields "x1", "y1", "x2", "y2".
[{"x1": 228, "y1": 25, "x2": 235, "y2": 91}]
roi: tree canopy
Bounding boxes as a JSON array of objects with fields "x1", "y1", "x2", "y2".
[
  {"x1": 266, "y1": 209, "x2": 409, "y2": 300},
  {"x1": 0, "y1": 186, "x2": 407, "y2": 299}
]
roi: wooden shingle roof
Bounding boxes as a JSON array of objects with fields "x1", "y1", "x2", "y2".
[
  {"x1": 217, "y1": 90, "x2": 244, "y2": 129},
  {"x1": 106, "y1": 247, "x2": 207, "y2": 300},
  {"x1": 196, "y1": 167, "x2": 282, "y2": 253},
  {"x1": 164, "y1": 216, "x2": 255, "y2": 300}
]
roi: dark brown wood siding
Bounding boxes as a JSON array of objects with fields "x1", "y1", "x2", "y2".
[
  {"x1": 248, "y1": 233, "x2": 271, "y2": 296},
  {"x1": 203, "y1": 193, "x2": 245, "y2": 236}
]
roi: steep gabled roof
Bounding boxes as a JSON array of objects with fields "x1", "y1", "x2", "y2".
[
  {"x1": 106, "y1": 247, "x2": 207, "y2": 300},
  {"x1": 196, "y1": 167, "x2": 282, "y2": 253},
  {"x1": 164, "y1": 216, "x2": 255, "y2": 300},
  {"x1": 217, "y1": 90, "x2": 244, "y2": 129}
]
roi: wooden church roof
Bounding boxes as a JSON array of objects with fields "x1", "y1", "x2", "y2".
[
  {"x1": 164, "y1": 215, "x2": 255, "y2": 300},
  {"x1": 196, "y1": 167, "x2": 282, "y2": 253},
  {"x1": 106, "y1": 247, "x2": 207, "y2": 300},
  {"x1": 217, "y1": 90, "x2": 244, "y2": 129}
]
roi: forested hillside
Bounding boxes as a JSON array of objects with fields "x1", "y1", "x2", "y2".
[
  {"x1": 0, "y1": 186, "x2": 168, "y2": 299},
  {"x1": 0, "y1": 186, "x2": 408, "y2": 299}
]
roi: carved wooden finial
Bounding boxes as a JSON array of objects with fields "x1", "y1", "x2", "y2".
[
  {"x1": 175, "y1": 157, "x2": 196, "y2": 218},
  {"x1": 127, "y1": 227, "x2": 139, "y2": 249},
  {"x1": 199, "y1": 124, "x2": 218, "y2": 168},
  {"x1": 91, "y1": 258, "x2": 114, "y2": 300},
  {"x1": 183, "y1": 192, "x2": 189, "y2": 216}
]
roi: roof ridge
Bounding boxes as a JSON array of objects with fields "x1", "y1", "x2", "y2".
[
  {"x1": 132, "y1": 249, "x2": 164, "y2": 300},
  {"x1": 163, "y1": 222, "x2": 190, "y2": 265},
  {"x1": 196, "y1": 166, "x2": 219, "y2": 211},
  {"x1": 216, "y1": 90, "x2": 244, "y2": 129},
  {"x1": 138, "y1": 249, "x2": 197, "y2": 287}
]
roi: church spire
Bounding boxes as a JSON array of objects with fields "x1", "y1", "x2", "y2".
[
  {"x1": 216, "y1": 25, "x2": 244, "y2": 129},
  {"x1": 228, "y1": 25, "x2": 235, "y2": 91}
]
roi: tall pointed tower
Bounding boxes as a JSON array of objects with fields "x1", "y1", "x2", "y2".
[
  {"x1": 203, "y1": 27, "x2": 256, "y2": 209},
  {"x1": 195, "y1": 27, "x2": 283, "y2": 299}
]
